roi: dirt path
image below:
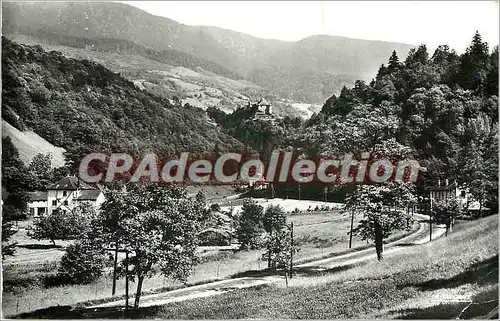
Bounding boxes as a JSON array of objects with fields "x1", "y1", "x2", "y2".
[{"x1": 90, "y1": 214, "x2": 445, "y2": 309}]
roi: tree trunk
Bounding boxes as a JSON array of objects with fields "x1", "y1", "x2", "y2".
[
  {"x1": 348, "y1": 211, "x2": 355, "y2": 249},
  {"x1": 51, "y1": 239, "x2": 55, "y2": 246},
  {"x1": 134, "y1": 275, "x2": 145, "y2": 310},
  {"x1": 374, "y1": 221, "x2": 383, "y2": 261},
  {"x1": 268, "y1": 229, "x2": 272, "y2": 268}
]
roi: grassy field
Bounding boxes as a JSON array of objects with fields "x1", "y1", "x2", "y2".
[
  {"x1": 3, "y1": 205, "x2": 394, "y2": 317},
  {"x1": 23, "y1": 214, "x2": 495, "y2": 319},
  {"x1": 129, "y1": 215, "x2": 498, "y2": 319}
]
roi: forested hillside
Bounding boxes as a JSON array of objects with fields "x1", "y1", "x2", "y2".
[
  {"x1": 1, "y1": 37, "x2": 245, "y2": 171},
  {"x1": 287, "y1": 32, "x2": 498, "y2": 209}
]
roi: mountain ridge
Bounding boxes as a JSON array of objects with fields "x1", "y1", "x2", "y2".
[{"x1": 2, "y1": 1, "x2": 416, "y2": 103}]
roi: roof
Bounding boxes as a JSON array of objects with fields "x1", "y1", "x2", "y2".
[
  {"x1": 429, "y1": 181, "x2": 457, "y2": 192},
  {"x1": 28, "y1": 191, "x2": 47, "y2": 202},
  {"x1": 47, "y1": 176, "x2": 95, "y2": 190},
  {"x1": 76, "y1": 189, "x2": 102, "y2": 201},
  {"x1": 257, "y1": 98, "x2": 270, "y2": 106}
]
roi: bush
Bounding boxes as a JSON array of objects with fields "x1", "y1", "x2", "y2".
[
  {"x1": 58, "y1": 240, "x2": 105, "y2": 284},
  {"x1": 198, "y1": 228, "x2": 232, "y2": 246},
  {"x1": 57, "y1": 210, "x2": 106, "y2": 284},
  {"x1": 210, "y1": 203, "x2": 221, "y2": 212}
]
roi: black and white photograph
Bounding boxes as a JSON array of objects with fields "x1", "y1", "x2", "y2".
[{"x1": 1, "y1": 0, "x2": 499, "y2": 319}]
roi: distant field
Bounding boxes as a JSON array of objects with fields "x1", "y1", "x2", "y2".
[
  {"x1": 123, "y1": 215, "x2": 498, "y2": 319},
  {"x1": 220, "y1": 197, "x2": 343, "y2": 214}
]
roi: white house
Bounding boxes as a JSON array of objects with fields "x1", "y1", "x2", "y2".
[
  {"x1": 429, "y1": 179, "x2": 481, "y2": 211},
  {"x1": 28, "y1": 176, "x2": 105, "y2": 217}
]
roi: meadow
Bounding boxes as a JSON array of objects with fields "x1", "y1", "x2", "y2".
[
  {"x1": 2, "y1": 203, "x2": 394, "y2": 317},
  {"x1": 117, "y1": 215, "x2": 499, "y2": 319}
]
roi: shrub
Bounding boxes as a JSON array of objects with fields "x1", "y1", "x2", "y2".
[
  {"x1": 57, "y1": 210, "x2": 106, "y2": 284},
  {"x1": 58, "y1": 240, "x2": 105, "y2": 284},
  {"x1": 210, "y1": 203, "x2": 221, "y2": 212},
  {"x1": 198, "y1": 228, "x2": 232, "y2": 246}
]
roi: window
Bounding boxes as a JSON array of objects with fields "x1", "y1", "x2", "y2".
[
  {"x1": 52, "y1": 200, "x2": 57, "y2": 206},
  {"x1": 63, "y1": 191, "x2": 67, "y2": 197},
  {"x1": 30, "y1": 208, "x2": 35, "y2": 217},
  {"x1": 38, "y1": 208, "x2": 46, "y2": 216},
  {"x1": 64, "y1": 200, "x2": 68, "y2": 206},
  {"x1": 461, "y1": 191, "x2": 466, "y2": 198}
]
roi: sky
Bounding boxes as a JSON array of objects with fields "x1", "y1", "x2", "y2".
[{"x1": 123, "y1": 1, "x2": 499, "y2": 53}]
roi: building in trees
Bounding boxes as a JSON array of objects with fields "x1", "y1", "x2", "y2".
[
  {"x1": 429, "y1": 179, "x2": 481, "y2": 212},
  {"x1": 251, "y1": 98, "x2": 277, "y2": 124},
  {"x1": 27, "y1": 176, "x2": 104, "y2": 217}
]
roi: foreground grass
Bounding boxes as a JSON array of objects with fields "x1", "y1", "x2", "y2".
[
  {"x1": 17, "y1": 214, "x2": 495, "y2": 319},
  {"x1": 151, "y1": 215, "x2": 498, "y2": 319}
]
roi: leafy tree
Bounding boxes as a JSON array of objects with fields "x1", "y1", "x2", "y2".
[
  {"x1": 262, "y1": 205, "x2": 287, "y2": 233},
  {"x1": 100, "y1": 184, "x2": 205, "y2": 309},
  {"x1": 29, "y1": 153, "x2": 53, "y2": 189},
  {"x1": 2, "y1": 137, "x2": 34, "y2": 220},
  {"x1": 349, "y1": 183, "x2": 415, "y2": 260},
  {"x1": 58, "y1": 205, "x2": 106, "y2": 283},
  {"x1": 432, "y1": 197, "x2": 463, "y2": 236},
  {"x1": 263, "y1": 224, "x2": 300, "y2": 284},
  {"x1": 236, "y1": 199, "x2": 264, "y2": 249},
  {"x1": 29, "y1": 206, "x2": 92, "y2": 245},
  {"x1": 2, "y1": 206, "x2": 18, "y2": 258}
]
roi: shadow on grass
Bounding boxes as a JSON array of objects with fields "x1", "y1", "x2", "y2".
[
  {"x1": 230, "y1": 262, "x2": 359, "y2": 279},
  {"x1": 405, "y1": 255, "x2": 498, "y2": 291},
  {"x1": 14, "y1": 305, "x2": 164, "y2": 319},
  {"x1": 392, "y1": 243, "x2": 419, "y2": 247},
  {"x1": 395, "y1": 302, "x2": 470, "y2": 319},
  {"x1": 17, "y1": 244, "x2": 63, "y2": 250}
]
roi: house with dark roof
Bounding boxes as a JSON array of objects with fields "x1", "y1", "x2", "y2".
[{"x1": 28, "y1": 176, "x2": 104, "y2": 217}]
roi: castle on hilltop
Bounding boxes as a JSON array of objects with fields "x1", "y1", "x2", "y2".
[{"x1": 247, "y1": 98, "x2": 276, "y2": 124}]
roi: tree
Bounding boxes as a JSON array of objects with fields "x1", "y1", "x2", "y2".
[
  {"x1": 28, "y1": 153, "x2": 53, "y2": 189},
  {"x1": 100, "y1": 184, "x2": 205, "y2": 309},
  {"x1": 263, "y1": 224, "x2": 299, "y2": 284},
  {"x1": 457, "y1": 31, "x2": 490, "y2": 93},
  {"x1": 236, "y1": 199, "x2": 264, "y2": 249},
  {"x1": 349, "y1": 183, "x2": 415, "y2": 260},
  {"x1": 2, "y1": 137, "x2": 34, "y2": 220},
  {"x1": 262, "y1": 205, "x2": 287, "y2": 233},
  {"x1": 433, "y1": 197, "x2": 463, "y2": 236},
  {"x1": 58, "y1": 205, "x2": 106, "y2": 283},
  {"x1": 388, "y1": 50, "x2": 401, "y2": 72},
  {"x1": 2, "y1": 206, "x2": 18, "y2": 258},
  {"x1": 29, "y1": 206, "x2": 92, "y2": 245}
]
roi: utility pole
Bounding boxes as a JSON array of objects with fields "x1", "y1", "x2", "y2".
[
  {"x1": 112, "y1": 241, "x2": 119, "y2": 296},
  {"x1": 298, "y1": 184, "x2": 301, "y2": 200},
  {"x1": 289, "y1": 221, "x2": 294, "y2": 279},
  {"x1": 349, "y1": 210, "x2": 355, "y2": 249},
  {"x1": 125, "y1": 251, "x2": 129, "y2": 311},
  {"x1": 268, "y1": 228, "x2": 272, "y2": 268},
  {"x1": 429, "y1": 196, "x2": 433, "y2": 241}
]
